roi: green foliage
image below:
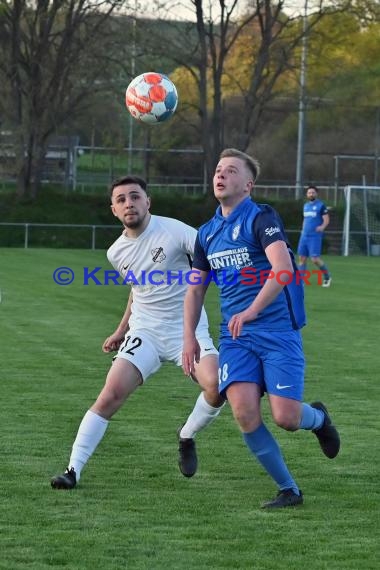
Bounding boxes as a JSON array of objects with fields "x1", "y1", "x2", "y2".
[
  {"x1": 0, "y1": 250, "x2": 379, "y2": 569},
  {"x1": 307, "y1": 14, "x2": 380, "y2": 107},
  {"x1": 0, "y1": 187, "x2": 217, "y2": 247},
  {"x1": 0, "y1": 187, "x2": 111, "y2": 224},
  {"x1": 0, "y1": 186, "x2": 345, "y2": 250},
  {"x1": 0, "y1": 186, "x2": 286, "y2": 225}
]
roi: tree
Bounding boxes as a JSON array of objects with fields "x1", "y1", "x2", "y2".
[
  {"x1": 305, "y1": 10, "x2": 380, "y2": 109},
  {"x1": 0, "y1": 0, "x2": 129, "y2": 198},
  {"x1": 141, "y1": 0, "x2": 347, "y2": 186}
]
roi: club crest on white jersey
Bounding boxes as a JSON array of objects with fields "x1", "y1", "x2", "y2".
[{"x1": 151, "y1": 247, "x2": 166, "y2": 263}]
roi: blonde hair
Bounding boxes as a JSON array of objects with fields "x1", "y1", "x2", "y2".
[{"x1": 219, "y1": 148, "x2": 261, "y2": 182}]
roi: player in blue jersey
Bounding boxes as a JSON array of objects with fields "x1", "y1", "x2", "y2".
[
  {"x1": 297, "y1": 185, "x2": 331, "y2": 287},
  {"x1": 182, "y1": 148, "x2": 340, "y2": 509}
]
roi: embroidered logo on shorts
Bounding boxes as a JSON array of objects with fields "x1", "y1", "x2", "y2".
[
  {"x1": 151, "y1": 247, "x2": 166, "y2": 263},
  {"x1": 276, "y1": 383, "x2": 293, "y2": 390},
  {"x1": 232, "y1": 225, "x2": 240, "y2": 241}
]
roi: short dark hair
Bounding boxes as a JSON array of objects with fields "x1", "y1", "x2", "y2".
[
  {"x1": 109, "y1": 175, "x2": 148, "y2": 199},
  {"x1": 219, "y1": 148, "x2": 260, "y2": 182},
  {"x1": 306, "y1": 184, "x2": 319, "y2": 193}
]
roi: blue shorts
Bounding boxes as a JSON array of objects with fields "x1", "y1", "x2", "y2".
[
  {"x1": 218, "y1": 329, "x2": 305, "y2": 401},
  {"x1": 297, "y1": 234, "x2": 323, "y2": 257}
]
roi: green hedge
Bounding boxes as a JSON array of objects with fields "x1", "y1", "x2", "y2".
[{"x1": 0, "y1": 187, "x2": 344, "y2": 250}]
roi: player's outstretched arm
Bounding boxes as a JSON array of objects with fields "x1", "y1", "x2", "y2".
[
  {"x1": 102, "y1": 289, "x2": 133, "y2": 353},
  {"x1": 182, "y1": 270, "x2": 209, "y2": 376}
]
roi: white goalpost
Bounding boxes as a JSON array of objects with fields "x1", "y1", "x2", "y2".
[{"x1": 343, "y1": 186, "x2": 380, "y2": 256}]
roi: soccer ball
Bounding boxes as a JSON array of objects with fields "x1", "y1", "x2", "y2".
[{"x1": 125, "y1": 72, "x2": 178, "y2": 125}]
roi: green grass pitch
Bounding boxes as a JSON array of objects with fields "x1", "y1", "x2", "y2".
[{"x1": 0, "y1": 249, "x2": 379, "y2": 569}]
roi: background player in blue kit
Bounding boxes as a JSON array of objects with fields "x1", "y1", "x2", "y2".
[
  {"x1": 182, "y1": 148, "x2": 340, "y2": 509},
  {"x1": 297, "y1": 185, "x2": 332, "y2": 287}
]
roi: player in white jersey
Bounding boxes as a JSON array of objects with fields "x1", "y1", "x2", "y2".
[{"x1": 51, "y1": 176, "x2": 224, "y2": 490}]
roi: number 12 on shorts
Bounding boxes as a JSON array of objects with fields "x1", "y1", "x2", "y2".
[{"x1": 120, "y1": 335, "x2": 142, "y2": 356}]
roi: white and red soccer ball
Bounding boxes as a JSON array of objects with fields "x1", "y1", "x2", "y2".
[{"x1": 125, "y1": 72, "x2": 178, "y2": 124}]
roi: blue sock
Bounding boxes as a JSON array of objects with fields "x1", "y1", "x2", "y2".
[
  {"x1": 298, "y1": 263, "x2": 307, "y2": 272},
  {"x1": 319, "y1": 264, "x2": 330, "y2": 279},
  {"x1": 299, "y1": 403, "x2": 324, "y2": 430},
  {"x1": 243, "y1": 423, "x2": 300, "y2": 494}
]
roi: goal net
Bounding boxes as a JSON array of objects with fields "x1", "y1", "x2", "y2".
[{"x1": 343, "y1": 186, "x2": 380, "y2": 256}]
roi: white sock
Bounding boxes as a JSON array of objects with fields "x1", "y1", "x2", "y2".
[
  {"x1": 68, "y1": 410, "x2": 109, "y2": 480},
  {"x1": 180, "y1": 392, "x2": 224, "y2": 439}
]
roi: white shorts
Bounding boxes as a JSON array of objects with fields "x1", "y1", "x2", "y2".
[{"x1": 114, "y1": 321, "x2": 218, "y2": 381}]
